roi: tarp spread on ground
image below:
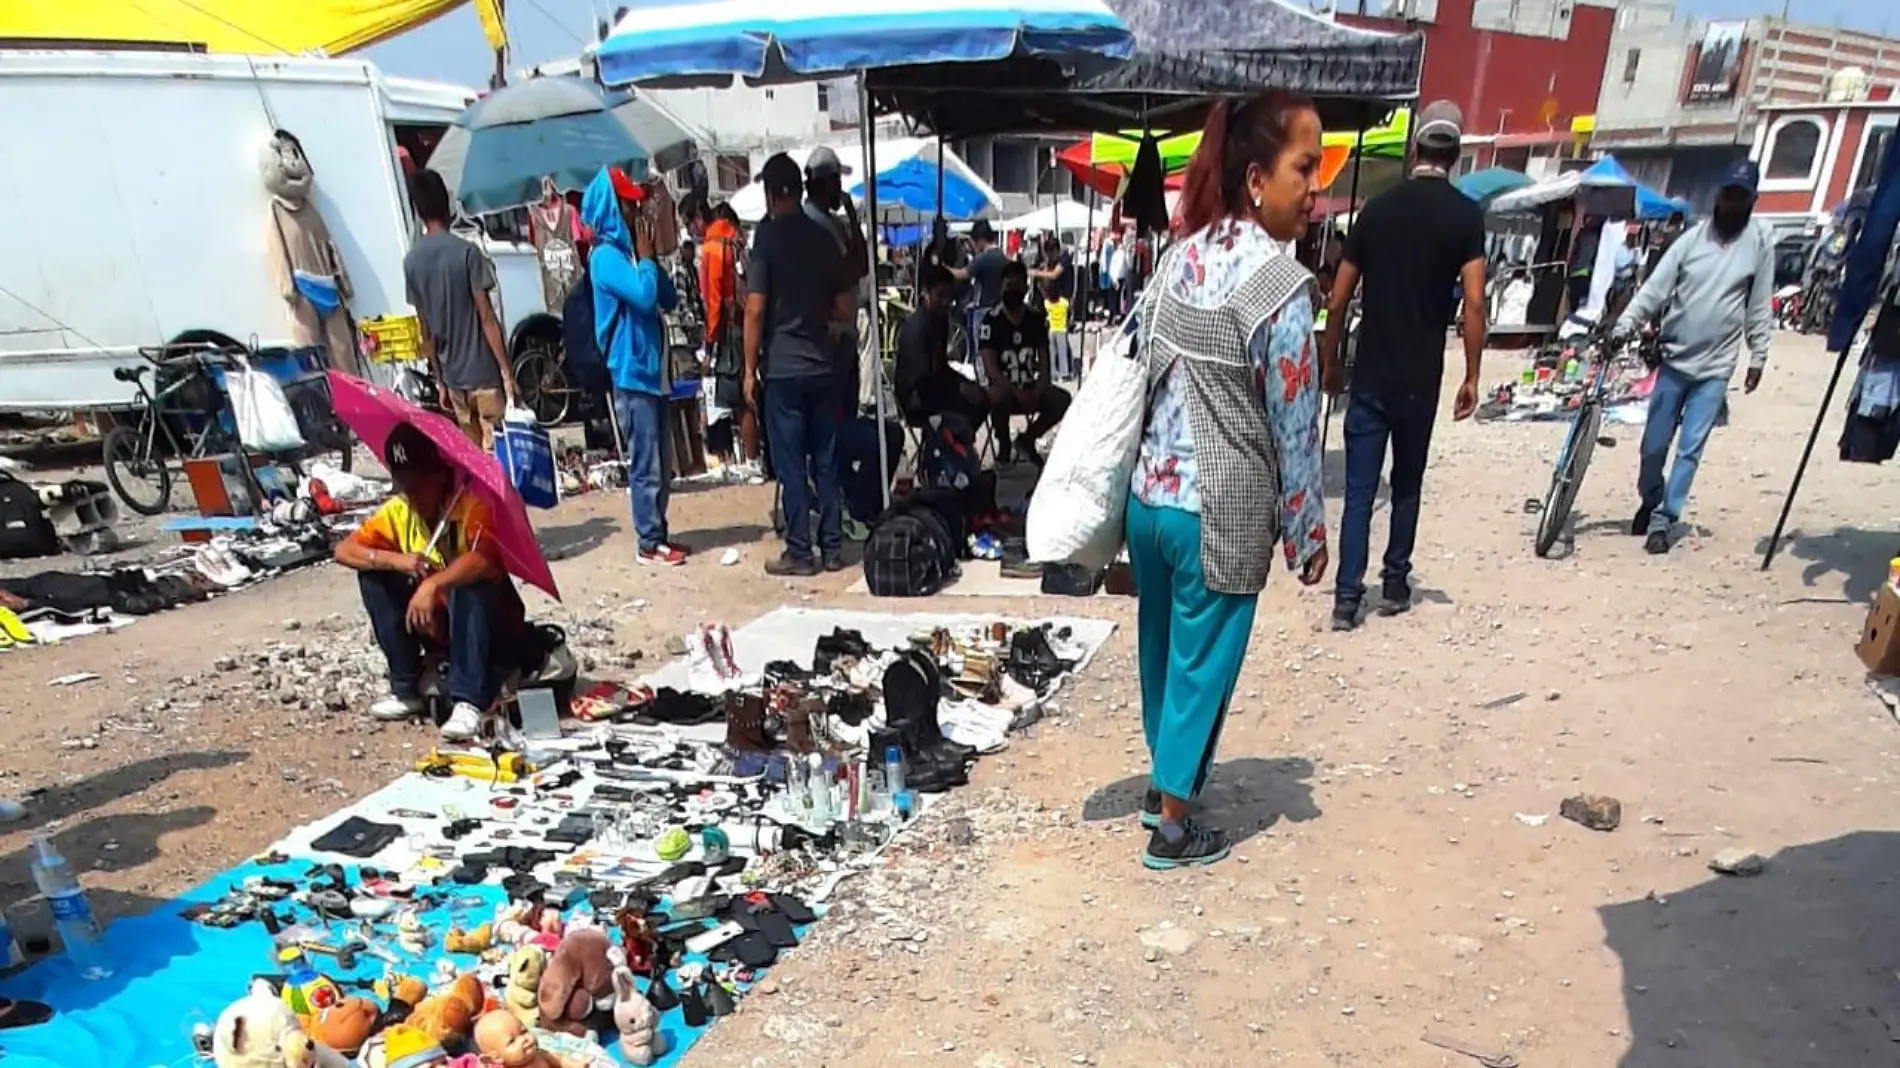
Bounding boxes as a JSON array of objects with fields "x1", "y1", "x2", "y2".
[
  {"x1": 2, "y1": 0, "x2": 503, "y2": 55},
  {"x1": 0, "y1": 607, "x2": 1113, "y2": 1068}
]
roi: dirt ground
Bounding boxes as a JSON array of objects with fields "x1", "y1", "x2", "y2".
[{"x1": 5, "y1": 329, "x2": 1899, "y2": 1068}]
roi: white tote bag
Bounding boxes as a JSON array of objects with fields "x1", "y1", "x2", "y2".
[
  {"x1": 1025, "y1": 321, "x2": 1148, "y2": 570},
  {"x1": 226, "y1": 358, "x2": 306, "y2": 453}
]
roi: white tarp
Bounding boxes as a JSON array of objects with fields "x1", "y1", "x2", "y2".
[
  {"x1": 724, "y1": 137, "x2": 1001, "y2": 223},
  {"x1": 998, "y1": 199, "x2": 1092, "y2": 234}
]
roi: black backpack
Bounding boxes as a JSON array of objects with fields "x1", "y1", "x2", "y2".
[
  {"x1": 0, "y1": 474, "x2": 58, "y2": 560},
  {"x1": 865, "y1": 493, "x2": 962, "y2": 597}
]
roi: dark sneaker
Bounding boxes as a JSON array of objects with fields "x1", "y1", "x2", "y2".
[
  {"x1": 765, "y1": 553, "x2": 820, "y2": 577},
  {"x1": 1377, "y1": 584, "x2": 1412, "y2": 617},
  {"x1": 1330, "y1": 603, "x2": 1359, "y2": 632},
  {"x1": 1630, "y1": 508, "x2": 1653, "y2": 536},
  {"x1": 822, "y1": 555, "x2": 848, "y2": 573},
  {"x1": 1015, "y1": 433, "x2": 1044, "y2": 468},
  {"x1": 1140, "y1": 787, "x2": 1162, "y2": 830},
  {"x1": 1644, "y1": 531, "x2": 1670, "y2": 556},
  {"x1": 1142, "y1": 819, "x2": 1232, "y2": 871}
]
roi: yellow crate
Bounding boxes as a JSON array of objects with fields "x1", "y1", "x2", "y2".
[{"x1": 359, "y1": 314, "x2": 421, "y2": 365}]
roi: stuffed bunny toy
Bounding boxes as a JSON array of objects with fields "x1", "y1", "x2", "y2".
[{"x1": 610, "y1": 968, "x2": 662, "y2": 1066}]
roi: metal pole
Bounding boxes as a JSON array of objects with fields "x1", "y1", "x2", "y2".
[
  {"x1": 1084, "y1": 184, "x2": 1097, "y2": 364},
  {"x1": 1325, "y1": 116, "x2": 1371, "y2": 451},
  {"x1": 858, "y1": 73, "x2": 893, "y2": 508},
  {"x1": 1760, "y1": 346, "x2": 1852, "y2": 569}
]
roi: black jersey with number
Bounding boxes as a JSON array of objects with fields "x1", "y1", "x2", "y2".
[{"x1": 977, "y1": 305, "x2": 1050, "y2": 388}]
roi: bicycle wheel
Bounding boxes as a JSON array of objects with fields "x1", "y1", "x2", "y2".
[
  {"x1": 287, "y1": 385, "x2": 355, "y2": 473},
  {"x1": 103, "y1": 419, "x2": 172, "y2": 515},
  {"x1": 1534, "y1": 402, "x2": 1602, "y2": 558},
  {"x1": 514, "y1": 345, "x2": 571, "y2": 427}
]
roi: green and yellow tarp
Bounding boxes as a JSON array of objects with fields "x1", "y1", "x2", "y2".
[
  {"x1": 2, "y1": 0, "x2": 504, "y2": 57},
  {"x1": 1058, "y1": 108, "x2": 1413, "y2": 198}
]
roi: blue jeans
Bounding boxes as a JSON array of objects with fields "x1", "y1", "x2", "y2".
[
  {"x1": 1336, "y1": 390, "x2": 1439, "y2": 608},
  {"x1": 837, "y1": 416, "x2": 902, "y2": 525},
  {"x1": 1638, "y1": 363, "x2": 1727, "y2": 535},
  {"x1": 358, "y1": 570, "x2": 516, "y2": 708},
  {"x1": 613, "y1": 390, "x2": 672, "y2": 552},
  {"x1": 764, "y1": 373, "x2": 842, "y2": 562}
]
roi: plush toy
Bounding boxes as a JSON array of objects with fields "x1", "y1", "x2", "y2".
[
  {"x1": 531, "y1": 908, "x2": 566, "y2": 952},
  {"x1": 258, "y1": 128, "x2": 361, "y2": 377},
  {"x1": 445, "y1": 923, "x2": 493, "y2": 955},
  {"x1": 407, "y1": 973, "x2": 486, "y2": 1046},
  {"x1": 375, "y1": 1024, "x2": 448, "y2": 1068},
  {"x1": 614, "y1": 910, "x2": 660, "y2": 978},
  {"x1": 495, "y1": 902, "x2": 536, "y2": 946},
  {"x1": 537, "y1": 928, "x2": 614, "y2": 1037},
  {"x1": 610, "y1": 968, "x2": 662, "y2": 1066},
  {"x1": 397, "y1": 909, "x2": 434, "y2": 956},
  {"x1": 305, "y1": 997, "x2": 378, "y2": 1057},
  {"x1": 213, "y1": 980, "x2": 351, "y2": 1068},
  {"x1": 504, "y1": 945, "x2": 546, "y2": 1028},
  {"x1": 472, "y1": 1011, "x2": 570, "y2": 1068}
]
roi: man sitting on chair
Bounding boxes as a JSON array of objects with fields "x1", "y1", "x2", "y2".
[
  {"x1": 979, "y1": 260, "x2": 1071, "y2": 466},
  {"x1": 334, "y1": 423, "x2": 526, "y2": 742},
  {"x1": 896, "y1": 264, "x2": 988, "y2": 435}
]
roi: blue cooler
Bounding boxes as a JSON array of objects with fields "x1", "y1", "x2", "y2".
[{"x1": 495, "y1": 418, "x2": 558, "y2": 509}]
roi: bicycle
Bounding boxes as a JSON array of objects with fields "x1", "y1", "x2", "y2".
[{"x1": 1532, "y1": 324, "x2": 1629, "y2": 558}]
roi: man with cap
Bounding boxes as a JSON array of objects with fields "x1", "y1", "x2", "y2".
[
  {"x1": 1320, "y1": 99, "x2": 1487, "y2": 632},
  {"x1": 1613, "y1": 159, "x2": 1773, "y2": 555},
  {"x1": 744, "y1": 152, "x2": 853, "y2": 576},
  {"x1": 951, "y1": 218, "x2": 1007, "y2": 361}
]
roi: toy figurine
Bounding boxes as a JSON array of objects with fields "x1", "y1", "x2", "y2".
[{"x1": 611, "y1": 968, "x2": 663, "y2": 1066}]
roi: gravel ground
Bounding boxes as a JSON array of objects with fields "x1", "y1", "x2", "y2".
[{"x1": 5, "y1": 330, "x2": 1899, "y2": 1067}]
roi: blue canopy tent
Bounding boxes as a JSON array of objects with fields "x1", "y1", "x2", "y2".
[
  {"x1": 596, "y1": 0, "x2": 1134, "y2": 504},
  {"x1": 1762, "y1": 129, "x2": 1900, "y2": 568},
  {"x1": 723, "y1": 138, "x2": 1000, "y2": 223},
  {"x1": 1487, "y1": 155, "x2": 1689, "y2": 221}
]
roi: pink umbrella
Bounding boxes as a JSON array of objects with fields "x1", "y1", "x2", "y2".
[{"x1": 326, "y1": 371, "x2": 561, "y2": 601}]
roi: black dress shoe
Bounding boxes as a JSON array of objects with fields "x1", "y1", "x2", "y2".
[
  {"x1": 702, "y1": 978, "x2": 736, "y2": 1016},
  {"x1": 646, "y1": 971, "x2": 680, "y2": 1011},
  {"x1": 679, "y1": 980, "x2": 709, "y2": 1026}
]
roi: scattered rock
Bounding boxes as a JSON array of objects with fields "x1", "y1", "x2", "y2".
[
  {"x1": 1709, "y1": 848, "x2": 1765, "y2": 876},
  {"x1": 1138, "y1": 925, "x2": 1199, "y2": 957},
  {"x1": 1559, "y1": 794, "x2": 1622, "y2": 832},
  {"x1": 283, "y1": 618, "x2": 302, "y2": 631},
  {"x1": 1514, "y1": 812, "x2": 1549, "y2": 827},
  {"x1": 942, "y1": 817, "x2": 976, "y2": 847},
  {"x1": 664, "y1": 635, "x2": 691, "y2": 657}
]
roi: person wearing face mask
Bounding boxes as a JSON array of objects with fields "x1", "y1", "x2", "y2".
[
  {"x1": 1125, "y1": 91, "x2": 1330, "y2": 870},
  {"x1": 1613, "y1": 160, "x2": 1774, "y2": 556},
  {"x1": 977, "y1": 260, "x2": 1071, "y2": 466}
]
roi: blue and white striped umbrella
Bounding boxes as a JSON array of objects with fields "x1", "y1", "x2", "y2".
[{"x1": 596, "y1": 0, "x2": 1133, "y2": 87}]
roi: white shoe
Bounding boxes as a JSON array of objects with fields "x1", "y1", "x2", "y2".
[
  {"x1": 369, "y1": 694, "x2": 425, "y2": 721},
  {"x1": 440, "y1": 701, "x2": 483, "y2": 742}
]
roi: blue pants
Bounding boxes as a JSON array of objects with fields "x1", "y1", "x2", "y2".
[
  {"x1": 358, "y1": 570, "x2": 514, "y2": 709},
  {"x1": 1638, "y1": 363, "x2": 1727, "y2": 535},
  {"x1": 1126, "y1": 496, "x2": 1259, "y2": 802},
  {"x1": 764, "y1": 373, "x2": 842, "y2": 562},
  {"x1": 837, "y1": 416, "x2": 902, "y2": 524},
  {"x1": 613, "y1": 390, "x2": 673, "y2": 552},
  {"x1": 1336, "y1": 389, "x2": 1438, "y2": 608}
]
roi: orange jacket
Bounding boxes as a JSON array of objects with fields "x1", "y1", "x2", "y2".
[{"x1": 700, "y1": 219, "x2": 743, "y2": 344}]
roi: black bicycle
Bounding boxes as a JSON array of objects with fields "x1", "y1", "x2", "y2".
[{"x1": 1532, "y1": 326, "x2": 1626, "y2": 558}]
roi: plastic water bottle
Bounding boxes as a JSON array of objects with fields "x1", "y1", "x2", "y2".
[
  {"x1": 30, "y1": 835, "x2": 113, "y2": 979},
  {"x1": 884, "y1": 746, "x2": 907, "y2": 799}
]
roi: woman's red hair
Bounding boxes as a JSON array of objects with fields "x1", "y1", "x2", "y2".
[{"x1": 1174, "y1": 90, "x2": 1317, "y2": 238}]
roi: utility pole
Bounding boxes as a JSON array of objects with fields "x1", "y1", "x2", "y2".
[{"x1": 491, "y1": 0, "x2": 509, "y2": 90}]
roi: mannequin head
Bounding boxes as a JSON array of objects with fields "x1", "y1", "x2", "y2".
[{"x1": 260, "y1": 129, "x2": 314, "y2": 203}]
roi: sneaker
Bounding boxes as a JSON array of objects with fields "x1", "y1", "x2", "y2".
[
  {"x1": 1142, "y1": 819, "x2": 1232, "y2": 871},
  {"x1": 765, "y1": 552, "x2": 820, "y2": 577},
  {"x1": 1330, "y1": 603, "x2": 1359, "y2": 632},
  {"x1": 822, "y1": 555, "x2": 849, "y2": 573},
  {"x1": 1644, "y1": 531, "x2": 1671, "y2": 556},
  {"x1": 369, "y1": 694, "x2": 425, "y2": 721},
  {"x1": 637, "y1": 544, "x2": 688, "y2": 567},
  {"x1": 1139, "y1": 787, "x2": 1162, "y2": 830},
  {"x1": 1014, "y1": 433, "x2": 1044, "y2": 468},
  {"x1": 1377, "y1": 584, "x2": 1412, "y2": 617},
  {"x1": 440, "y1": 701, "x2": 483, "y2": 742},
  {"x1": 1629, "y1": 508, "x2": 1653, "y2": 537}
]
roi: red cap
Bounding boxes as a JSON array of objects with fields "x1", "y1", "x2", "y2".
[{"x1": 609, "y1": 167, "x2": 645, "y2": 203}]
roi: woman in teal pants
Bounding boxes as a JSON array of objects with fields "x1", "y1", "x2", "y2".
[{"x1": 1125, "y1": 91, "x2": 1332, "y2": 870}]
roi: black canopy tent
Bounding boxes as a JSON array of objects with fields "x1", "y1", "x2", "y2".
[{"x1": 869, "y1": 0, "x2": 1425, "y2": 139}]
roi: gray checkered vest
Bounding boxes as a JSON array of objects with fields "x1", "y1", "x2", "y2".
[{"x1": 1138, "y1": 247, "x2": 1313, "y2": 595}]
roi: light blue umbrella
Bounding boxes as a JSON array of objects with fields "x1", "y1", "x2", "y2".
[
  {"x1": 596, "y1": 0, "x2": 1133, "y2": 86},
  {"x1": 427, "y1": 76, "x2": 698, "y2": 215},
  {"x1": 1455, "y1": 167, "x2": 1532, "y2": 207}
]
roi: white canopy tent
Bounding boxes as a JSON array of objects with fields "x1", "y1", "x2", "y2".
[
  {"x1": 723, "y1": 137, "x2": 1001, "y2": 223},
  {"x1": 997, "y1": 199, "x2": 1091, "y2": 234}
]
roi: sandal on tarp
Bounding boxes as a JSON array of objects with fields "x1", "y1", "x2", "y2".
[{"x1": 0, "y1": 998, "x2": 54, "y2": 1029}]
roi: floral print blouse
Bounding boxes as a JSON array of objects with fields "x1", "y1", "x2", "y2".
[{"x1": 1130, "y1": 218, "x2": 1329, "y2": 572}]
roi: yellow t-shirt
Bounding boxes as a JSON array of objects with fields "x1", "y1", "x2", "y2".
[
  {"x1": 350, "y1": 493, "x2": 501, "y2": 577},
  {"x1": 1045, "y1": 297, "x2": 1070, "y2": 334}
]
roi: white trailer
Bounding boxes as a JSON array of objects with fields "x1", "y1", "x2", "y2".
[{"x1": 0, "y1": 49, "x2": 551, "y2": 412}]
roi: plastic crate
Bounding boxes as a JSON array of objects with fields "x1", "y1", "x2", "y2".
[{"x1": 360, "y1": 314, "x2": 422, "y2": 365}]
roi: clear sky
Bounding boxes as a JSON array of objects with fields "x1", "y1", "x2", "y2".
[{"x1": 365, "y1": 0, "x2": 1900, "y2": 88}]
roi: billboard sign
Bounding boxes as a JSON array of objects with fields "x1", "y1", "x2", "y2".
[{"x1": 1686, "y1": 21, "x2": 1747, "y2": 103}]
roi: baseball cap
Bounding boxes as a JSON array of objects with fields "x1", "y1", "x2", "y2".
[
  {"x1": 805, "y1": 145, "x2": 853, "y2": 180},
  {"x1": 609, "y1": 166, "x2": 645, "y2": 203},
  {"x1": 1414, "y1": 100, "x2": 1464, "y2": 153},
  {"x1": 1718, "y1": 159, "x2": 1760, "y2": 194},
  {"x1": 760, "y1": 153, "x2": 803, "y2": 199}
]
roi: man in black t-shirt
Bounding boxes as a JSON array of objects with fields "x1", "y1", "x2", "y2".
[
  {"x1": 896, "y1": 264, "x2": 988, "y2": 431},
  {"x1": 953, "y1": 219, "x2": 1007, "y2": 361},
  {"x1": 979, "y1": 260, "x2": 1071, "y2": 466},
  {"x1": 1319, "y1": 100, "x2": 1488, "y2": 632}
]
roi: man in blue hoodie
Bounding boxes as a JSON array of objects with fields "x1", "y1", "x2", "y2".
[{"x1": 583, "y1": 166, "x2": 683, "y2": 567}]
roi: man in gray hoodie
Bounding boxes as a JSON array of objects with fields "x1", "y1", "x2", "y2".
[{"x1": 1614, "y1": 160, "x2": 1774, "y2": 555}]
